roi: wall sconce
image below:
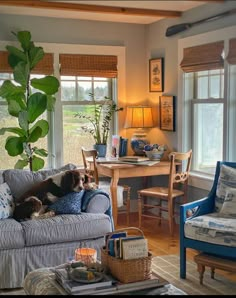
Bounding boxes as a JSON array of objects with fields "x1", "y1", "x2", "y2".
[{"x1": 125, "y1": 106, "x2": 154, "y2": 156}]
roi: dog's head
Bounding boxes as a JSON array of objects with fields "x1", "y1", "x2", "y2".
[{"x1": 60, "y1": 169, "x2": 89, "y2": 193}]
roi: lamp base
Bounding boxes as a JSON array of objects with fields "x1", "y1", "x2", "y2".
[{"x1": 130, "y1": 134, "x2": 148, "y2": 156}]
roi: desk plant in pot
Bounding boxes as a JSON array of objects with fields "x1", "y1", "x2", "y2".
[
  {"x1": 0, "y1": 30, "x2": 60, "y2": 171},
  {"x1": 74, "y1": 93, "x2": 123, "y2": 157}
]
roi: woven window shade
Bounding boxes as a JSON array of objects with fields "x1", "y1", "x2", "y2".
[
  {"x1": 0, "y1": 51, "x2": 54, "y2": 74},
  {"x1": 180, "y1": 41, "x2": 224, "y2": 73},
  {"x1": 226, "y1": 38, "x2": 236, "y2": 65},
  {"x1": 59, "y1": 54, "x2": 118, "y2": 78}
]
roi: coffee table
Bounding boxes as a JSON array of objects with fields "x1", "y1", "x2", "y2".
[{"x1": 23, "y1": 266, "x2": 187, "y2": 295}]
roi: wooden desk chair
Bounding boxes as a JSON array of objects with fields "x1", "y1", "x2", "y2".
[
  {"x1": 138, "y1": 149, "x2": 192, "y2": 236},
  {"x1": 81, "y1": 147, "x2": 131, "y2": 225}
]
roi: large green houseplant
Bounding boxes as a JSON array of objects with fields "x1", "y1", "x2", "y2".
[
  {"x1": 0, "y1": 30, "x2": 60, "y2": 171},
  {"x1": 74, "y1": 93, "x2": 123, "y2": 156}
]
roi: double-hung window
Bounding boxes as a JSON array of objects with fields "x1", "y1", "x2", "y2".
[
  {"x1": 59, "y1": 54, "x2": 117, "y2": 166},
  {"x1": 179, "y1": 32, "x2": 236, "y2": 189}
]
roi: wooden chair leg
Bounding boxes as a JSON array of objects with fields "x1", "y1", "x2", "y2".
[
  {"x1": 138, "y1": 193, "x2": 142, "y2": 228},
  {"x1": 126, "y1": 187, "x2": 130, "y2": 226},
  {"x1": 168, "y1": 200, "x2": 174, "y2": 236}
]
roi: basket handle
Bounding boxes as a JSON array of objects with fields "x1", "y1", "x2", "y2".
[{"x1": 105, "y1": 227, "x2": 145, "y2": 252}]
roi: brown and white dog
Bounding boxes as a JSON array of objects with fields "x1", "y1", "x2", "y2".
[{"x1": 13, "y1": 169, "x2": 89, "y2": 221}]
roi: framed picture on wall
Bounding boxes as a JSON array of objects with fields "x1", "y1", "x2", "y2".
[
  {"x1": 149, "y1": 58, "x2": 164, "y2": 92},
  {"x1": 159, "y1": 95, "x2": 175, "y2": 131}
]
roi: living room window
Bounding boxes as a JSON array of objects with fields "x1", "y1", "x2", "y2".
[
  {"x1": 59, "y1": 54, "x2": 117, "y2": 166},
  {"x1": 61, "y1": 76, "x2": 114, "y2": 165},
  {"x1": 184, "y1": 70, "x2": 225, "y2": 175},
  {"x1": 179, "y1": 31, "x2": 236, "y2": 189}
]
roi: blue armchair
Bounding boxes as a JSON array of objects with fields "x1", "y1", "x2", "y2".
[{"x1": 180, "y1": 161, "x2": 236, "y2": 279}]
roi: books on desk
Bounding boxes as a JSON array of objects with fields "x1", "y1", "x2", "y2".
[{"x1": 118, "y1": 156, "x2": 150, "y2": 162}]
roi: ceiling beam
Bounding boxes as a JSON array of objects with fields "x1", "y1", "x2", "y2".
[{"x1": 0, "y1": 0, "x2": 182, "y2": 18}]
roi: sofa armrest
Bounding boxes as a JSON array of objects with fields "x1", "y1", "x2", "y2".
[{"x1": 85, "y1": 194, "x2": 110, "y2": 214}]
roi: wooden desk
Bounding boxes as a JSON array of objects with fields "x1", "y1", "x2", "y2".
[{"x1": 94, "y1": 160, "x2": 171, "y2": 228}]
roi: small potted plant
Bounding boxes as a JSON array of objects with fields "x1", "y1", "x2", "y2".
[{"x1": 74, "y1": 93, "x2": 123, "y2": 157}]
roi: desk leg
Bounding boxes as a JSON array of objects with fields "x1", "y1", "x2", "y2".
[{"x1": 110, "y1": 172, "x2": 119, "y2": 229}]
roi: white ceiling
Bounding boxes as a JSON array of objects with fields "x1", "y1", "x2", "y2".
[{"x1": 0, "y1": 1, "x2": 211, "y2": 24}]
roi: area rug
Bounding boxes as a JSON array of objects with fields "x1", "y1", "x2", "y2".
[{"x1": 152, "y1": 254, "x2": 236, "y2": 295}]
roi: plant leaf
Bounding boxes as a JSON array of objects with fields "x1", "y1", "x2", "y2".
[
  {"x1": 5, "y1": 136, "x2": 24, "y2": 156},
  {"x1": 8, "y1": 100, "x2": 23, "y2": 117},
  {"x1": 6, "y1": 45, "x2": 27, "y2": 64},
  {"x1": 29, "y1": 119, "x2": 49, "y2": 138},
  {"x1": 33, "y1": 147, "x2": 48, "y2": 157},
  {"x1": 27, "y1": 126, "x2": 42, "y2": 143},
  {"x1": 17, "y1": 31, "x2": 31, "y2": 51},
  {"x1": 0, "y1": 80, "x2": 25, "y2": 100},
  {"x1": 32, "y1": 156, "x2": 45, "y2": 171},
  {"x1": 18, "y1": 110, "x2": 29, "y2": 131},
  {"x1": 27, "y1": 93, "x2": 47, "y2": 123},
  {"x1": 29, "y1": 46, "x2": 44, "y2": 69},
  {"x1": 0, "y1": 127, "x2": 25, "y2": 137},
  {"x1": 13, "y1": 61, "x2": 29, "y2": 88},
  {"x1": 14, "y1": 159, "x2": 28, "y2": 169},
  {"x1": 31, "y1": 76, "x2": 60, "y2": 95}
]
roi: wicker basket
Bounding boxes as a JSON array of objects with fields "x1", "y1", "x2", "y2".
[{"x1": 101, "y1": 227, "x2": 152, "y2": 283}]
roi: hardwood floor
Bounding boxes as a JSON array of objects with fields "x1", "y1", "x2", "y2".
[{"x1": 117, "y1": 211, "x2": 236, "y2": 283}]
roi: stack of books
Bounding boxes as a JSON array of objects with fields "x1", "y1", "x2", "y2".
[
  {"x1": 53, "y1": 267, "x2": 162, "y2": 295},
  {"x1": 54, "y1": 267, "x2": 114, "y2": 295},
  {"x1": 106, "y1": 231, "x2": 148, "y2": 260}
]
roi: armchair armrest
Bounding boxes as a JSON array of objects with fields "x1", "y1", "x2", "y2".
[{"x1": 180, "y1": 196, "x2": 214, "y2": 223}]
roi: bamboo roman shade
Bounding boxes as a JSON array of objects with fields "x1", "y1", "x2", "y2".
[
  {"x1": 59, "y1": 54, "x2": 118, "y2": 78},
  {"x1": 180, "y1": 41, "x2": 224, "y2": 73},
  {"x1": 0, "y1": 51, "x2": 54, "y2": 74},
  {"x1": 226, "y1": 38, "x2": 236, "y2": 65}
]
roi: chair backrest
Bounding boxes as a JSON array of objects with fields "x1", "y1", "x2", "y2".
[
  {"x1": 168, "y1": 149, "x2": 192, "y2": 193},
  {"x1": 81, "y1": 147, "x2": 99, "y2": 185}
]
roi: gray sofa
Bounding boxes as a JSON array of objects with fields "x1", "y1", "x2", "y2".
[{"x1": 0, "y1": 164, "x2": 113, "y2": 289}]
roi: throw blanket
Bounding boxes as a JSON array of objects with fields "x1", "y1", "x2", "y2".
[{"x1": 81, "y1": 189, "x2": 114, "y2": 231}]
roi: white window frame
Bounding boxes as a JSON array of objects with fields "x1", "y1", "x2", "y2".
[
  {"x1": 178, "y1": 25, "x2": 236, "y2": 191},
  {"x1": 0, "y1": 41, "x2": 126, "y2": 169}
]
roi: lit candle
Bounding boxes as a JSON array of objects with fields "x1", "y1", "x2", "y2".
[{"x1": 75, "y1": 248, "x2": 97, "y2": 265}]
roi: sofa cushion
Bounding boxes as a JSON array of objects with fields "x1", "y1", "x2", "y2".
[
  {"x1": 20, "y1": 213, "x2": 112, "y2": 247},
  {"x1": 215, "y1": 164, "x2": 236, "y2": 212},
  {"x1": 0, "y1": 218, "x2": 25, "y2": 250},
  {"x1": 220, "y1": 187, "x2": 236, "y2": 217},
  {"x1": 3, "y1": 163, "x2": 77, "y2": 200},
  {"x1": 48, "y1": 191, "x2": 84, "y2": 215},
  {"x1": 0, "y1": 183, "x2": 15, "y2": 219},
  {"x1": 184, "y1": 212, "x2": 236, "y2": 247}
]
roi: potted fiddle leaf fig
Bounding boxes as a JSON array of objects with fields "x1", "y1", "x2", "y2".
[{"x1": 0, "y1": 30, "x2": 60, "y2": 171}]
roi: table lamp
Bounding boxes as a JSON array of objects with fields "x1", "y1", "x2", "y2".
[{"x1": 125, "y1": 106, "x2": 154, "y2": 155}]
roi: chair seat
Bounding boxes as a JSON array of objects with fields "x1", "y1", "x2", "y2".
[{"x1": 139, "y1": 186, "x2": 184, "y2": 198}]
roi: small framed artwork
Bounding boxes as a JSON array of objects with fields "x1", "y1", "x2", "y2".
[
  {"x1": 159, "y1": 95, "x2": 175, "y2": 131},
  {"x1": 149, "y1": 58, "x2": 164, "y2": 92}
]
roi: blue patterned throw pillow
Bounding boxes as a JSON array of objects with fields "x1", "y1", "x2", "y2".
[
  {"x1": 48, "y1": 190, "x2": 84, "y2": 215},
  {"x1": 0, "y1": 182, "x2": 15, "y2": 219},
  {"x1": 216, "y1": 165, "x2": 236, "y2": 212}
]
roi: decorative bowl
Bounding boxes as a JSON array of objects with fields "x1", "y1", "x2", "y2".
[{"x1": 144, "y1": 150, "x2": 164, "y2": 161}]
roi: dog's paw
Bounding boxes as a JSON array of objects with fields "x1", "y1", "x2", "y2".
[
  {"x1": 84, "y1": 182, "x2": 98, "y2": 190},
  {"x1": 31, "y1": 211, "x2": 55, "y2": 220}
]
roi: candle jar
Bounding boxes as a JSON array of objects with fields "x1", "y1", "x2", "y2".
[{"x1": 75, "y1": 248, "x2": 97, "y2": 265}]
